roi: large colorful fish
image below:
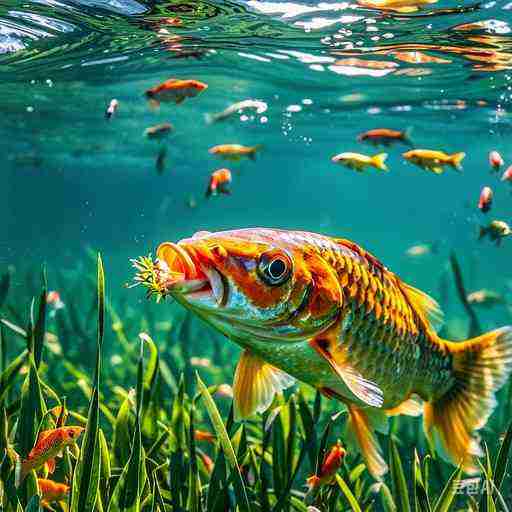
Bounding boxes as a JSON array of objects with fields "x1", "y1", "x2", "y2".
[{"x1": 133, "y1": 228, "x2": 512, "y2": 478}]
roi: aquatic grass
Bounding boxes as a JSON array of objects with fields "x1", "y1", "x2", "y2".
[{"x1": 0, "y1": 257, "x2": 510, "y2": 511}]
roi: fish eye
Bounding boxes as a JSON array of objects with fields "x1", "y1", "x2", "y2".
[{"x1": 258, "y1": 251, "x2": 292, "y2": 286}]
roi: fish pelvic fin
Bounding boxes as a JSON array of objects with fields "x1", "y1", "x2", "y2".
[
  {"x1": 371, "y1": 153, "x2": 388, "y2": 171},
  {"x1": 233, "y1": 349, "x2": 295, "y2": 421},
  {"x1": 449, "y1": 152, "x2": 465, "y2": 170},
  {"x1": 345, "y1": 404, "x2": 388, "y2": 480},
  {"x1": 424, "y1": 326, "x2": 512, "y2": 473}
]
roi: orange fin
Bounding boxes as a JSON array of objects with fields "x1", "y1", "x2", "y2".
[
  {"x1": 345, "y1": 404, "x2": 388, "y2": 479},
  {"x1": 386, "y1": 395, "x2": 423, "y2": 417},
  {"x1": 400, "y1": 282, "x2": 444, "y2": 332},
  {"x1": 233, "y1": 349, "x2": 295, "y2": 421},
  {"x1": 46, "y1": 458, "x2": 56, "y2": 474},
  {"x1": 310, "y1": 337, "x2": 384, "y2": 408},
  {"x1": 425, "y1": 327, "x2": 512, "y2": 472},
  {"x1": 450, "y1": 152, "x2": 465, "y2": 170}
]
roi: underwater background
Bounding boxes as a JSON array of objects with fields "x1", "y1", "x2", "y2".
[{"x1": 2, "y1": 0, "x2": 512, "y2": 510}]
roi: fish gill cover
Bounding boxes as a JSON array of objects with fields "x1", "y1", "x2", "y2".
[{"x1": 1, "y1": 0, "x2": 512, "y2": 510}]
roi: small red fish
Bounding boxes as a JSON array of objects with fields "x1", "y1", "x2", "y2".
[
  {"x1": 306, "y1": 440, "x2": 346, "y2": 489},
  {"x1": 145, "y1": 79, "x2": 207, "y2": 106},
  {"x1": 358, "y1": 128, "x2": 412, "y2": 147},
  {"x1": 501, "y1": 165, "x2": 512, "y2": 182},
  {"x1": 478, "y1": 186, "x2": 493, "y2": 213},
  {"x1": 206, "y1": 168, "x2": 232, "y2": 197},
  {"x1": 46, "y1": 291, "x2": 65, "y2": 317},
  {"x1": 16, "y1": 427, "x2": 84, "y2": 486},
  {"x1": 489, "y1": 151, "x2": 504, "y2": 171},
  {"x1": 105, "y1": 99, "x2": 119, "y2": 120}
]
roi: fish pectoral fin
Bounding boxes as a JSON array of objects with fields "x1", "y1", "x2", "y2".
[
  {"x1": 46, "y1": 457, "x2": 56, "y2": 474},
  {"x1": 430, "y1": 166, "x2": 444, "y2": 174},
  {"x1": 233, "y1": 349, "x2": 295, "y2": 421},
  {"x1": 345, "y1": 403, "x2": 389, "y2": 479},
  {"x1": 309, "y1": 337, "x2": 384, "y2": 408},
  {"x1": 386, "y1": 394, "x2": 423, "y2": 417},
  {"x1": 175, "y1": 95, "x2": 185, "y2": 104}
]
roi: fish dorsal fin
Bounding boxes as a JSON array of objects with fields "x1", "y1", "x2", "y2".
[
  {"x1": 400, "y1": 282, "x2": 444, "y2": 332},
  {"x1": 233, "y1": 349, "x2": 295, "y2": 421},
  {"x1": 310, "y1": 335, "x2": 384, "y2": 408}
]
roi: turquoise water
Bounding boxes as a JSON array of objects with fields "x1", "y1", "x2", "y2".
[{"x1": 1, "y1": 0, "x2": 512, "y2": 333}]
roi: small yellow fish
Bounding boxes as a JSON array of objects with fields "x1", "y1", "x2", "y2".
[
  {"x1": 331, "y1": 152, "x2": 388, "y2": 172},
  {"x1": 406, "y1": 244, "x2": 432, "y2": 257},
  {"x1": 209, "y1": 144, "x2": 262, "y2": 161},
  {"x1": 16, "y1": 427, "x2": 84, "y2": 486},
  {"x1": 467, "y1": 290, "x2": 505, "y2": 308},
  {"x1": 403, "y1": 149, "x2": 465, "y2": 174},
  {"x1": 479, "y1": 220, "x2": 512, "y2": 246}
]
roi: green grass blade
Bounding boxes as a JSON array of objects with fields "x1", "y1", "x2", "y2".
[
  {"x1": 70, "y1": 255, "x2": 105, "y2": 512},
  {"x1": 493, "y1": 419, "x2": 512, "y2": 493},
  {"x1": 433, "y1": 466, "x2": 461, "y2": 512},
  {"x1": 389, "y1": 438, "x2": 411, "y2": 512},
  {"x1": 196, "y1": 372, "x2": 251, "y2": 512},
  {"x1": 336, "y1": 474, "x2": 362, "y2": 512},
  {"x1": 0, "y1": 350, "x2": 28, "y2": 403},
  {"x1": 25, "y1": 495, "x2": 40, "y2": 512},
  {"x1": 33, "y1": 267, "x2": 47, "y2": 369}
]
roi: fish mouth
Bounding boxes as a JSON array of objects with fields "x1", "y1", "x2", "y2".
[{"x1": 155, "y1": 242, "x2": 227, "y2": 307}]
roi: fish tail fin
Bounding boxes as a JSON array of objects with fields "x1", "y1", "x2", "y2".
[
  {"x1": 372, "y1": 153, "x2": 388, "y2": 171},
  {"x1": 450, "y1": 152, "x2": 465, "y2": 170},
  {"x1": 249, "y1": 145, "x2": 263, "y2": 160},
  {"x1": 345, "y1": 404, "x2": 388, "y2": 480},
  {"x1": 403, "y1": 126, "x2": 414, "y2": 146},
  {"x1": 424, "y1": 327, "x2": 512, "y2": 472}
]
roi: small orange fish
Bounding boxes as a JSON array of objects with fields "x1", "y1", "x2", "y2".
[
  {"x1": 403, "y1": 149, "x2": 465, "y2": 174},
  {"x1": 16, "y1": 427, "x2": 84, "y2": 486},
  {"x1": 501, "y1": 165, "x2": 512, "y2": 182},
  {"x1": 307, "y1": 440, "x2": 346, "y2": 489},
  {"x1": 38, "y1": 478, "x2": 70, "y2": 509},
  {"x1": 209, "y1": 144, "x2": 261, "y2": 161},
  {"x1": 478, "y1": 186, "x2": 493, "y2": 213},
  {"x1": 490, "y1": 151, "x2": 504, "y2": 171},
  {"x1": 390, "y1": 51, "x2": 451, "y2": 64},
  {"x1": 145, "y1": 79, "x2": 207, "y2": 106},
  {"x1": 194, "y1": 429, "x2": 216, "y2": 443},
  {"x1": 206, "y1": 168, "x2": 232, "y2": 197},
  {"x1": 358, "y1": 128, "x2": 412, "y2": 147},
  {"x1": 197, "y1": 449, "x2": 214, "y2": 473}
]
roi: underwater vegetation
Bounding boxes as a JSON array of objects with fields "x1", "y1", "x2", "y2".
[{"x1": 0, "y1": 252, "x2": 511, "y2": 511}]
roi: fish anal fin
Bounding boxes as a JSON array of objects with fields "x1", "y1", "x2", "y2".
[
  {"x1": 400, "y1": 282, "x2": 444, "y2": 332},
  {"x1": 233, "y1": 349, "x2": 295, "y2": 421},
  {"x1": 386, "y1": 394, "x2": 423, "y2": 417},
  {"x1": 345, "y1": 403, "x2": 389, "y2": 479},
  {"x1": 310, "y1": 335, "x2": 384, "y2": 408}
]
